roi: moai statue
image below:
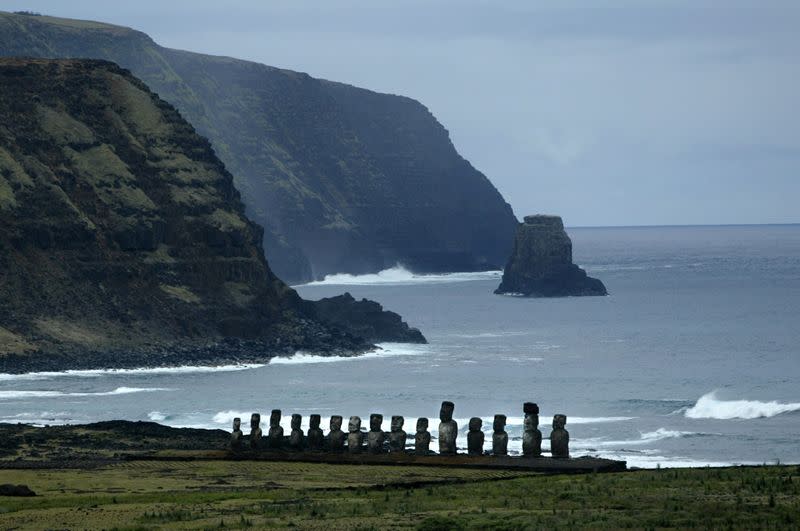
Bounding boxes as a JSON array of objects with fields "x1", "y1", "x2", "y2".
[
  {"x1": 347, "y1": 416, "x2": 363, "y2": 454},
  {"x1": 522, "y1": 402, "x2": 543, "y2": 457},
  {"x1": 307, "y1": 414, "x2": 324, "y2": 451},
  {"x1": 267, "y1": 409, "x2": 284, "y2": 449},
  {"x1": 289, "y1": 414, "x2": 304, "y2": 450},
  {"x1": 438, "y1": 401, "x2": 458, "y2": 455},
  {"x1": 367, "y1": 414, "x2": 385, "y2": 454},
  {"x1": 328, "y1": 415, "x2": 346, "y2": 452},
  {"x1": 467, "y1": 417, "x2": 485, "y2": 456},
  {"x1": 414, "y1": 417, "x2": 431, "y2": 455},
  {"x1": 492, "y1": 414, "x2": 508, "y2": 456},
  {"x1": 230, "y1": 417, "x2": 243, "y2": 450},
  {"x1": 249, "y1": 413, "x2": 262, "y2": 450},
  {"x1": 550, "y1": 414, "x2": 570, "y2": 458},
  {"x1": 388, "y1": 416, "x2": 407, "y2": 452}
]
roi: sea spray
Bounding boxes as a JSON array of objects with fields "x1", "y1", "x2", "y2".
[{"x1": 684, "y1": 391, "x2": 800, "y2": 420}]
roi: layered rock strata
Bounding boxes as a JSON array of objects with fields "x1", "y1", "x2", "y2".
[{"x1": 495, "y1": 215, "x2": 607, "y2": 297}]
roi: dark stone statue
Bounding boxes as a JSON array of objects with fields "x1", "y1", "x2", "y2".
[
  {"x1": 414, "y1": 417, "x2": 431, "y2": 455},
  {"x1": 267, "y1": 409, "x2": 284, "y2": 449},
  {"x1": 492, "y1": 414, "x2": 508, "y2": 456},
  {"x1": 438, "y1": 401, "x2": 458, "y2": 455},
  {"x1": 328, "y1": 415, "x2": 346, "y2": 452},
  {"x1": 249, "y1": 413, "x2": 262, "y2": 449},
  {"x1": 522, "y1": 402, "x2": 542, "y2": 457},
  {"x1": 388, "y1": 415, "x2": 407, "y2": 452},
  {"x1": 550, "y1": 414, "x2": 569, "y2": 458},
  {"x1": 467, "y1": 417, "x2": 484, "y2": 456},
  {"x1": 307, "y1": 414, "x2": 324, "y2": 450},
  {"x1": 289, "y1": 414, "x2": 304, "y2": 450},
  {"x1": 347, "y1": 416, "x2": 363, "y2": 454},
  {"x1": 230, "y1": 417, "x2": 243, "y2": 450},
  {"x1": 367, "y1": 414, "x2": 385, "y2": 454}
]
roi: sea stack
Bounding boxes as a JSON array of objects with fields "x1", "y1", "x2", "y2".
[{"x1": 495, "y1": 215, "x2": 607, "y2": 297}]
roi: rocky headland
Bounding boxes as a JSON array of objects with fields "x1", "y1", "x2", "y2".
[
  {"x1": 0, "y1": 11, "x2": 518, "y2": 283},
  {"x1": 495, "y1": 215, "x2": 607, "y2": 297},
  {"x1": 0, "y1": 58, "x2": 423, "y2": 374}
]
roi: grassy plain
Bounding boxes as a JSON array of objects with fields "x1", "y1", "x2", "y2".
[{"x1": 0, "y1": 461, "x2": 797, "y2": 530}]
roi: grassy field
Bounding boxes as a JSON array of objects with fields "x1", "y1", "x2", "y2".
[{"x1": 0, "y1": 461, "x2": 798, "y2": 529}]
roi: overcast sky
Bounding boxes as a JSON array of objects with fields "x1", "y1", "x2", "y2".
[{"x1": 6, "y1": 1, "x2": 799, "y2": 226}]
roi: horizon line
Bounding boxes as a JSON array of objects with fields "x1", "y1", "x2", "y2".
[{"x1": 566, "y1": 222, "x2": 800, "y2": 229}]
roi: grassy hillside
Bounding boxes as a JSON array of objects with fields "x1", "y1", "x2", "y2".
[{"x1": 0, "y1": 11, "x2": 518, "y2": 282}]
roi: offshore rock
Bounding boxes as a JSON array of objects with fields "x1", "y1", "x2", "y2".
[{"x1": 495, "y1": 215, "x2": 607, "y2": 297}]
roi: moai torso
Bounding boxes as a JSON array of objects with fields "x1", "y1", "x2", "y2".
[
  {"x1": 267, "y1": 409, "x2": 284, "y2": 449},
  {"x1": 328, "y1": 415, "x2": 346, "y2": 452},
  {"x1": 492, "y1": 414, "x2": 508, "y2": 456},
  {"x1": 467, "y1": 417, "x2": 484, "y2": 456},
  {"x1": 289, "y1": 414, "x2": 304, "y2": 450},
  {"x1": 522, "y1": 403, "x2": 542, "y2": 457},
  {"x1": 438, "y1": 401, "x2": 458, "y2": 455},
  {"x1": 231, "y1": 417, "x2": 243, "y2": 450},
  {"x1": 414, "y1": 418, "x2": 431, "y2": 455},
  {"x1": 367, "y1": 414, "x2": 385, "y2": 454},
  {"x1": 249, "y1": 413, "x2": 262, "y2": 450},
  {"x1": 307, "y1": 414, "x2": 324, "y2": 451},
  {"x1": 388, "y1": 416, "x2": 407, "y2": 452},
  {"x1": 347, "y1": 416, "x2": 363, "y2": 454},
  {"x1": 550, "y1": 414, "x2": 569, "y2": 458}
]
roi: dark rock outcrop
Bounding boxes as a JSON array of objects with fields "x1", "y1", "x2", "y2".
[
  {"x1": 0, "y1": 484, "x2": 36, "y2": 497},
  {"x1": 0, "y1": 58, "x2": 422, "y2": 373},
  {"x1": 0, "y1": 11, "x2": 518, "y2": 283},
  {"x1": 495, "y1": 215, "x2": 607, "y2": 297},
  {"x1": 304, "y1": 293, "x2": 426, "y2": 344}
]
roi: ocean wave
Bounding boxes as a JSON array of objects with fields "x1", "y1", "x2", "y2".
[
  {"x1": 0, "y1": 363, "x2": 267, "y2": 381},
  {"x1": 269, "y1": 343, "x2": 429, "y2": 365},
  {"x1": 297, "y1": 265, "x2": 502, "y2": 286},
  {"x1": 684, "y1": 391, "x2": 800, "y2": 420},
  {"x1": 576, "y1": 428, "x2": 709, "y2": 448},
  {"x1": 0, "y1": 386, "x2": 173, "y2": 399}
]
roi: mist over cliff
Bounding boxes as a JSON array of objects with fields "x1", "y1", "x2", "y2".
[{"x1": 0, "y1": 11, "x2": 518, "y2": 283}]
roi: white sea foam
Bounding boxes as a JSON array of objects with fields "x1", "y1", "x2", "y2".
[
  {"x1": 298, "y1": 265, "x2": 502, "y2": 286},
  {"x1": 269, "y1": 343, "x2": 428, "y2": 365},
  {"x1": 0, "y1": 387, "x2": 173, "y2": 399},
  {"x1": 684, "y1": 391, "x2": 800, "y2": 420},
  {"x1": 575, "y1": 428, "x2": 706, "y2": 449},
  {"x1": 0, "y1": 363, "x2": 266, "y2": 381},
  {"x1": 148, "y1": 411, "x2": 168, "y2": 422}
]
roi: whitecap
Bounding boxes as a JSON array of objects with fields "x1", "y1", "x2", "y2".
[
  {"x1": 296, "y1": 265, "x2": 502, "y2": 286},
  {"x1": 684, "y1": 391, "x2": 800, "y2": 420},
  {"x1": 269, "y1": 343, "x2": 429, "y2": 365},
  {"x1": 0, "y1": 387, "x2": 173, "y2": 399},
  {"x1": 0, "y1": 363, "x2": 267, "y2": 381}
]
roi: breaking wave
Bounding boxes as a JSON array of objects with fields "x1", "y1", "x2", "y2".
[
  {"x1": 684, "y1": 391, "x2": 800, "y2": 420},
  {"x1": 298, "y1": 266, "x2": 502, "y2": 286},
  {"x1": 0, "y1": 387, "x2": 173, "y2": 399},
  {"x1": 269, "y1": 343, "x2": 429, "y2": 365},
  {"x1": 0, "y1": 363, "x2": 266, "y2": 381}
]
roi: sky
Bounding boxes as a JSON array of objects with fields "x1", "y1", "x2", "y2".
[{"x1": 5, "y1": 1, "x2": 799, "y2": 226}]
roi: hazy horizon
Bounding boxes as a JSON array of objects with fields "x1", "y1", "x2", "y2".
[{"x1": 4, "y1": 1, "x2": 798, "y2": 227}]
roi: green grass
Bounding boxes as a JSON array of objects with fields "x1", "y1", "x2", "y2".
[{"x1": 0, "y1": 461, "x2": 797, "y2": 529}]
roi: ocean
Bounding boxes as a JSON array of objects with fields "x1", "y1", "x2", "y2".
[{"x1": 1, "y1": 225, "x2": 799, "y2": 468}]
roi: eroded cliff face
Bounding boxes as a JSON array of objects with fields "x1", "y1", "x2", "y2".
[
  {"x1": 0, "y1": 58, "x2": 422, "y2": 372},
  {"x1": 0, "y1": 11, "x2": 518, "y2": 283},
  {"x1": 495, "y1": 215, "x2": 607, "y2": 297}
]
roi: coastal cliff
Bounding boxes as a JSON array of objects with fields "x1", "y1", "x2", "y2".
[
  {"x1": 0, "y1": 11, "x2": 518, "y2": 283},
  {"x1": 0, "y1": 58, "x2": 423, "y2": 373},
  {"x1": 495, "y1": 215, "x2": 607, "y2": 297}
]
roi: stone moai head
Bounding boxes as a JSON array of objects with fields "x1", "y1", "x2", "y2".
[
  {"x1": 270, "y1": 409, "x2": 281, "y2": 427},
  {"x1": 330, "y1": 415, "x2": 343, "y2": 431},
  {"x1": 553, "y1": 414, "x2": 567, "y2": 429},
  {"x1": 439, "y1": 401, "x2": 455, "y2": 422},
  {"x1": 391, "y1": 416, "x2": 404, "y2": 432},
  {"x1": 493, "y1": 414, "x2": 507, "y2": 433},
  {"x1": 348, "y1": 416, "x2": 361, "y2": 433},
  {"x1": 524, "y1": 414, "x2": 539, "y2": 430},
  {"x1": 416, "y1": 418, "x2": 429, "y2": 432},
  {"x1": 250, "y1": 413, "x2": 261, "y2": 430},
  {"x1": 370, "y1": 414, "x2": 383, "y2": 431},
  {"x1": 310, "y1": 414, "x2": 321, "y2": 430},
  {"x1": 232, "y1": 417, "x2": 241, "y2": 432},
  {"x1": 291, "y1": 414, "x2": 302, "y2": 430},
  {"x1": 469, "y1": 417, "x2": 482, "y2": 431}
]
